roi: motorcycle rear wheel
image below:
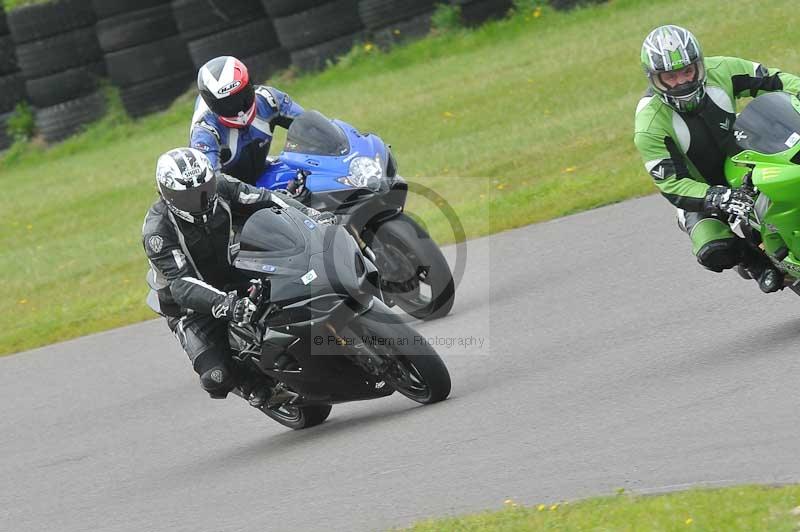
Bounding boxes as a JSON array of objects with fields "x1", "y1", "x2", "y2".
[{"x1": 259, "y1": 403, "x2": 332, "y2": 430}]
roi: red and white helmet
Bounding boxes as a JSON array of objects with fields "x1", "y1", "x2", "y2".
[{"x1": 197, "y1": 56, "x2": 256, "y2": 128}]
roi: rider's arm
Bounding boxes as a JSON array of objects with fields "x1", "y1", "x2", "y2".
[
  {"x1": 714, "y1": 56, "x2": 800, "y2": 99},
  {"x1": 256, "y1": 86, "x2": 304, "y2": 130},
  {"x1": 189, "y1": 119, "x2": 224, "y2": 173},
  {"x1": 143, "y1": 220, "x2": 229, "y2": 317},
  {"x1": 634, "y1": 130, "x2": 710, "y2": 211},
  {"x1": 218, "y1": 174, "x2": 317, "y2": 216}
]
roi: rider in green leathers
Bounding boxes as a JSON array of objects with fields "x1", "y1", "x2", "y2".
[{"x1": 634, "y1": 25, "x2": 800, "y2": 292}]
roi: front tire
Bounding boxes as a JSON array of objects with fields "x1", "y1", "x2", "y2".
[
  {"x1": 349, "y1": 308, "x2": 451, "y2": 404},
  {"x1": 366, "y1": 213, "x2": 455, "y2": 320},
  {"x1": 384, "y1": 353, "x2": 451, "y2": 404}
]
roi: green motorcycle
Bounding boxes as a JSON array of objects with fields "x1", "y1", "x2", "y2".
[{"x1": 725, "y1": 91, "x2": 800, "y2": 291}]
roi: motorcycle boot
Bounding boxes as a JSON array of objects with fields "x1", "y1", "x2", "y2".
[
  {"x1": 739, "y1": 244, "x2": 784, "y2": 293},
  {"x1": 247, "y1": 387, "x2": 270, "y2": 408},
  {"x1": 233, "y1": 367, "x2": 272, "y2": 408}
]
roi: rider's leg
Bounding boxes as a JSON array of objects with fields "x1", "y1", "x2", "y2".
[
  {"x1": 679, "y1": 210, "x2": 740, "y2": 272},
  {"x1": 173, "y1": 315, "x2": 236, "y2": 398},
  {"x1": 677, "y1": 209, "x2": 783, "y2": 292}
]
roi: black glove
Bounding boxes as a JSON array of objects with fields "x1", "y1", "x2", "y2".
[
  {"x1": 214, "y1": 292, "x2": 257, "y2": 324},
  {"x1": 704, "y1": 185, "x2": 754, "y2": 217},
  {"x1": 286, "y1": 170, "x2": 309, "y2": 199}
]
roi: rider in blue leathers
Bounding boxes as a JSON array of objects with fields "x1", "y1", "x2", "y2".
[{"x1": 190, "y1": 55, "x2": 304, "y2": 185}]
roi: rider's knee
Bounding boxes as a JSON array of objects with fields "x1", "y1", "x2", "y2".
[
  {"x1": 194, "y1": 349, "x2": 235, "y2": 398},
  {"x1": 199, "y1": 365, "x2": 235, "y2": 398},
  {"x1": 696, "y1": 238, "x2": 741, "y2": 272}
]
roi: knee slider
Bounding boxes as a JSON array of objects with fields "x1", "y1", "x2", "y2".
[
  {"x1": 696, "y1": 239, "x2": 741, "y2": 272},
  {"x1": 200, "y1": 366, "x2": 234, "y2": 398}
]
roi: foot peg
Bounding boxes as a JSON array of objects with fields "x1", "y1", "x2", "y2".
[{"x1": 266, "y1": 385, "x2": 299, "y2": 408}]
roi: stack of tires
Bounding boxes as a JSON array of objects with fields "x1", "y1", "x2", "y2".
[
  {"x1": 0, "y1": 7, "x2": 22, "y2": 149},
  {"x1": 173, "y1": 0, "x2": 288, "y2": 84},
  {"x1": 97, "y1": 0, "x2": 193, "y2": 118},
  {"x1": 549, "y1": 0, "x2": 607, "y2": 10},
  {"x1": 358, "y1": 0, "x2": 436, "y2": 49},
  {"x1": 450, "y1": 0, "x2": 513, "y2": 26},
  {"x1": 8, "y1": 0, "x2": 105, "y2": 143},
  {"x1": 264, "y1": 0, "x2": 364, "y2": 72}
]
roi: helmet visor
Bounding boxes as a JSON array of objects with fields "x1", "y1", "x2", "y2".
[
  {"x1": 653, "y1": 62, "x2": 705, "y2": 97},
  {"x1": 164, "y1": 176, "x2": 218, "y2": 219},
  {"x1": 210, "y1": 83, "x2": 255, "y2": 119}
]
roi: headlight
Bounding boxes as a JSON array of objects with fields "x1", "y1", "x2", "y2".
[{"x1": 338, "y1": 156, "x2": 383, "y2": 191}]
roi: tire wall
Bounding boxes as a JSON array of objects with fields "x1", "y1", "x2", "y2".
[
  {"x1": 449, "y1": 0, "x2": 514, "y2": 27},
  {"x1": 0, "y1": 4, "x2": 19, "y2": 149},
  {"x1": 268, "y1": 0, "x2": 364, "y2": 73},
  {"x1": 97, "y1": 0, "x2": 192, "y2": 118},
  {"x1": 0, "y1": 0, "x2": 564, "y2": 147},
  {"x1": 7, "y1": 0, "x2": 105, "y2": 143},
  {"x1": 173, "y1": 0, "x2": 289, "y2": 86},
  {"x1": 358, "y1": 0, "x2": 436, "y2": 49}
]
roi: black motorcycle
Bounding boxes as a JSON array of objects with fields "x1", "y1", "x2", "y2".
[{"x1": 151, "y1": 205, "x2": 451, "y2": 429}]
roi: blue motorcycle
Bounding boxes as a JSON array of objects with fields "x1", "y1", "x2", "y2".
[{"x1": 255, "y1": 110, "x2": 455, "y2": 320}]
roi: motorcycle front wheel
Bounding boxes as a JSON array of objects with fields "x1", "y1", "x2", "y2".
[
  {"x1": 348, "y1": 309, "x2": 451, "y2": 404},
  {"x1": 365, "y1": 213, "x2": 455, "y2": 320}
]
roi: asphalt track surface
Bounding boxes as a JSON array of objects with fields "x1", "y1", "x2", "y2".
[{"x1": 4, "y1": 195, "x2": 800, "y2": 532}]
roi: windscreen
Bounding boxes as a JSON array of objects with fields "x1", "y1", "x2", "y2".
[
  {"x1": 734, "y1": 92, "x2": 800, "y2": 155},
  {"x1": 284, "y1": 110, "x2": 349, "y2": 156}
]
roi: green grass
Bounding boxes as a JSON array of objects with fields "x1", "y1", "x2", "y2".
[
  {"x1": 2, "y1": 0, "x2": 800, "y2": 354},
  {"x1": 3, "y1": 0, "x2": 52, "y2": 10},
  {"x1": 400, "y1": 485, "x2": 800, "y2": 531}
]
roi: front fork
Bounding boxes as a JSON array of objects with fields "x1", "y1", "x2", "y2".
[{"x1": 348, "y1": 226, "x2": 377, "y2": 263}]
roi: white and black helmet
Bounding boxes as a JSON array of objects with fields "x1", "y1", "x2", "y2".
[
  {"x1": 641, "y1": 25, "x2": 706, "y2": 112},
  {"x1": 156, "y1": 147, "x2": 218, "y2": 224}
]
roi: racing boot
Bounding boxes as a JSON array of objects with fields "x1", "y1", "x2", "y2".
[
  {"x1": 739, "y1": 246, "x2": 783, "y2": 293},
  {"x1": 735, "y1": 264, "x2": 752, "y2": 280},
  {"x1": 234, "y1": 368, "x2": 272, "y2": 408},
  {"x1": 247, "y1": 387, "x2": 270, "y2": 408},
  {"x1": 757, "y1": 268, "x2": 784, "y2": 293}
]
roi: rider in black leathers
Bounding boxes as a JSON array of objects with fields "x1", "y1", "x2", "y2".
[{"x1": 142, "y1": 147, "x2": 332, "y2": 404}]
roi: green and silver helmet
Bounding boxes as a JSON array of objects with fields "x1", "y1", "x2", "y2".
[{"x1": 641, "y1": 25, "x2": 706, "y2": 113}]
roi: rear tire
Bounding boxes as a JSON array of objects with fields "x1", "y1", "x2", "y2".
[{"x1": 260, "y1": 403, "x2": 332, "y2": 429}]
